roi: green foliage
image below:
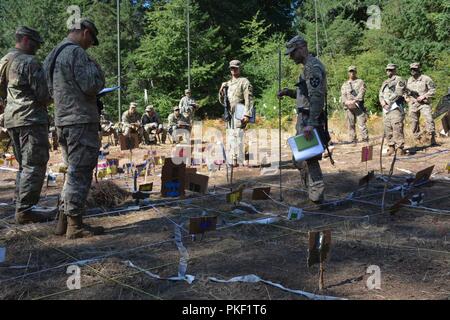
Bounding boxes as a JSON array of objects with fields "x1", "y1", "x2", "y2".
[{"x1": 0, "y1": 0, "x2": 447, "y2": 123}]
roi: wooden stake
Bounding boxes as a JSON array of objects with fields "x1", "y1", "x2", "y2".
[{"x1": 319, "y1": 262, "x2": 325, "y2": 290}]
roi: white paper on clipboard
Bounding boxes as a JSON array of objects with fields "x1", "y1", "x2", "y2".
[{"x1": 234, "y1": 103, "x2": 246, "y2": 120}]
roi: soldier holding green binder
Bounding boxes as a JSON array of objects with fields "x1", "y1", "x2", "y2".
[{"x1": 278, "y1": 35, "x2": 327, "y2": 204}]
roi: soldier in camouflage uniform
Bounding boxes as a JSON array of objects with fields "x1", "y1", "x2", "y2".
[
  {"x1": 218, "y1": 60, "x2": 254, "y2": 165},
  {"x1": 0, "y1": 27, "x2": 52, "y2": 224},
  {"x1": 168, "y1": 106, "x2": 190, "y2": 143},
  {"x1": 405, "y1": 62, "x2": 437, "y2": 146},
  {"x1": 44, "y1": 19, "x2": 105, "y2": 239},
  {"x1": 121, "y1": 102, "x2": 144, "y2": 140},
  {"x1": 379, "y1": 64, "x2": 407, "y2": 156},
  {"x1": 340, "y1": 66, "x2": 369, "y2": 144},
  {"x1": 178, "y1": 89, "x2": 198, "y2": 125},
  {"x1": 278, "y1": 36, "x2": 327, "y2": 204}
]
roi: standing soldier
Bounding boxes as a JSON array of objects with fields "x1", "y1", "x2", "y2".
[
  {"x1": 0, "y1": 27, "x2": 52, "y2": 224},
  {"x1": 178, "y1": 89, "x2": 198, "y2": 125},
  {"x1": 379, "y1": 64, "x2": 407, "y2": 156},
  {"x1": 218, "y1": 60, "x2": 254, "y2": 166},
  {"x1": 44, "y1": 19, "x2": 105, "y2": 239},
  {"x1": 405, "y1": 62, "x2": 437, "y2": 146},
  {"x1": 277, "y1": 36, "x2": 328, "y2": 204},
  {"x1": 340, "y1": 66, "x2": 369, "y2": 144}
]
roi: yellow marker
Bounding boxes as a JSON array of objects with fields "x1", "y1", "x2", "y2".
[{"x1": 447, "y1": 163, "x2": 450, "y2": 173}]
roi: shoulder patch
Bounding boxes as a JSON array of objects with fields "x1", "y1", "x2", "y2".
[{"x1": 310, "y1": 77, "x2": 321, "y2": 88}]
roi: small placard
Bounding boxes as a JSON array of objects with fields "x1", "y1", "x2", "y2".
[
  {"x1": 308, "y1": 230, "x2": 332, "y2": 268},
  {"x1": 252, "y1": 187, "x2": 271, "y2": 200},
  {"x1": 106, "y1": 158, "x2": 119, "y2": 167},
  {"x1": 139, "y1": 182, "x2": 153, "y2": 192},
  {"x1": 288, "y1": 207, "x2": 304, "y2": 220},
  {"x1": 185, "y1": 173, "x2": 209, "y2": 194},
  {"x1": 227, "y1": 189, "x2": 243, "y2": 204},
  {"x1": 361, "y1": 146, "x2": 373, "y2": 162},
  {"x1": 189, "y1": 216, "x2": 217, "y2": 235},
  {"x1": 412, "y1": 165, "x2": 434, "y2": 186}
]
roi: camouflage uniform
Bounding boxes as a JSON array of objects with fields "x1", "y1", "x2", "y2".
[
  {"x1": 220, "y1": 61, "x2": 254, "y2": 165},
  {"x1": 0, "y1": 41, "x2": 51, "y2": 214},
  {"x1": 44, "y1": 37, "x2": 105, "y2": 217},
  {"x1": 142, "y1": 108, "x2": 162, "y2": 134},
  {"x1": 340, "y1": 68, "x2": 368, "y2": 142},
  {"x1": 122, "y1": 109, "x2": 143, "y2": 138},
  {"x1": 178, "y1": 95, "x2": 196, "y2": 124},
  {"x1": 405, "y1": 66, "x2": 436, "y2": 140},
  {"x1": 379, "y1": 66, "x2": 406, "y2": 149},
  {"x1": 281, "y1": 36, "x2": 327, "y2": 202}
]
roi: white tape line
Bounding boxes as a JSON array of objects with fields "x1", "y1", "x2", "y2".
[
  {"x1": 0, "y1": 166, "x2": 18, "y2": 172},
  {"x1": 123, "y1": 260, "x2": 195, "y2": 284},
  {"x1": 174, "y1": 223, "x2": 190, "y2": 279},
  {"x1": 226, "y1": 217, "x2": 279, "y2": 227},
  {"x1": 208, "y1": 274, "x2": 344, "y2": 300}
]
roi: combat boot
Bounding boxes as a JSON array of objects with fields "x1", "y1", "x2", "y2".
[
  {"x1": 15, "y1": 210, "x2": 52, "y2": 224},
  {"x1": 66, "y1": 216, "x2": 104, "y2": 239},
  {"x1": 54, "y1": 211, "x2": 67, "y2": 236},
  {"x1": 386, "y1": 146, "x2": 395, "y2": 156}
]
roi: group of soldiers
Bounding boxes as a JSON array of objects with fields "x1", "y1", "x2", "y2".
[
  {"x1": 0, "y1": 19, "x2": 444, "y2": 240},
  {"x1": 340, "y1": 62, "x2": 437, "y2": 156},
  {"x1": 99, "y1": 88, "x2": 199, "y2": 146}
]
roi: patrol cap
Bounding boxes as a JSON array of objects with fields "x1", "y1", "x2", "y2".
[
  {"x1": 130, "y1": 102, "x2": 137, "y2": 108},
  {"x1": 229, "y1": 60, "x2": 241, "y2": 69},
  {"x1": 15, "y1": 26, "x2": 44, "y2": 44},
  {"x1": 70, "y1": 18, "x2": 99, "y2": 46},
  {"x1": 145, "y1": 105, "x2": 154, "y2": 112},
  {"x1": 385, "y1": 63, "x2": 397, "y2": 70},
  {"x1": 173, "y1": 106, "x2": 180, "y2": 111},
  {"x1": 285, "y1": 35, "x2": 307, "y2": 55},
  {"x1": 348, "y1": 66, "x2": 357, "y2": 72},
  {"x1": 185, "y1": 89, "x2": 191, "y2": 94},
  {"x1": 410, "y1": 62, "x2": 421, "y2": 69}
]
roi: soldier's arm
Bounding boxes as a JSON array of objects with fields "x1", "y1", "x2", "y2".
[
  {"x1": 167, "y1": 114, "x2": 175, "y2": 127},
  {"x1": 391, "y1": 78, "x2": 406, "y2": 103},
  {"x1": 306, "y1": 66, "x2": 325, "y2": 127},
  {"x1": 28, "y1": 58, "x2": 51, "y2": 107},
  {"x1": 73, "y1": 47, "x2": 105, "y2": 97},
  {"x1": 424, "y1": 77, "x2": 436, "y2": 99},
  {"x1": 378, "y1": 85, "x2": 385, "y2": 106},
  {"x1": 243, "y1": 79, "x2": 254, "y2": 118},
  {"x1": 355, "y1": 80, "x2": 366, "y2": 102}
]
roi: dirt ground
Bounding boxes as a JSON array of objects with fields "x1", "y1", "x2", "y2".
[{"x1": 0, "y1": 117, "x2": 449, "y2": 300}]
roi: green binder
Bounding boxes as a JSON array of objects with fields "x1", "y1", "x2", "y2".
[{"x1": 293, "y1": 134, "x2": 319, "y2": 152}]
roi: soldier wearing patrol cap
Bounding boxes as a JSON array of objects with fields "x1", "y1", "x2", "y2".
[
  {"x1": 178, "y1": 88, "x2": 199, "y2": 125},
  {"x1": 405, "y1": 62, "x2": 437, "y2": 146},
  {"x1": 219, "y1": 59, "x2": 254, "y2": 166},
  {"x1": 44, "y1": 18, "x2": 105, "y2": 239},
  {"x1": 340, "y1": 66, "x2": 369, "y2": 144},
  {"x1": 278, "y1": 35, "x2": 328, "y2": 204},
  {"x1": 141, "y1": 105, "x2": 163, "y2": 144},
  {"x1": 0, "y1": 26, "x2": 52, "y2": 224},
  {"x1": 379, "y1": 63, "x2": 407, "y2": 156},
  {"x1": 168, "y1": 106, "x2": 190, "y2": 143}
]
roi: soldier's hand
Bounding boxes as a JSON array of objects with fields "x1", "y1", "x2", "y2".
[
  {"x1": 277, "y1": 88, "x2": 290, "y2": 98},
  {"x1": 417, "y1": 95, "x2": 425, "y2": 102},
  {"x1": 303, "y1": 126, "x2": 314, "y2": 141},
  {"x1": 241, "y1": 116, "x2": 250, "y2": 127}
]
